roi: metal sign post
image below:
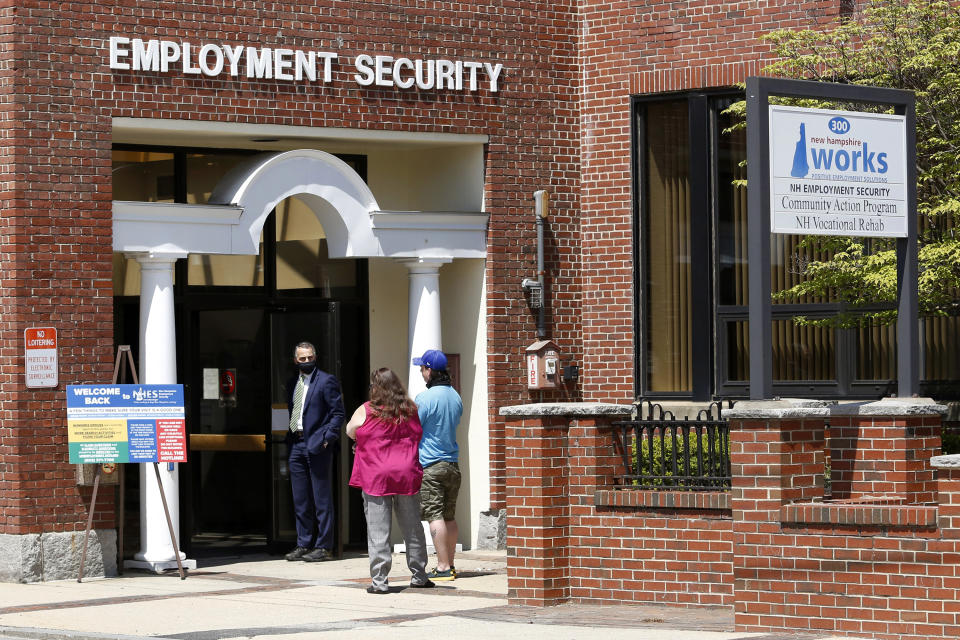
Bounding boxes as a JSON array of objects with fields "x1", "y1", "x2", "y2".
[{"x1": 746, "y1": 77, "x2": 918, "y2": 399}]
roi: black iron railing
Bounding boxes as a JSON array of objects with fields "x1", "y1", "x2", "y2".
[{"x1": 609, "y1": 400, "x2": 732, "y2": 491}]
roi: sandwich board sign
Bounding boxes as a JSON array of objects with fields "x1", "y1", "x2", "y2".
[{"x1": 66, "y1": 384, "x2": 186, "y2": 464}]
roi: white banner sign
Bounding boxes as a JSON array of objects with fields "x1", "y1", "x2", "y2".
[{"x1": 769, "y1": 105, "x2": 908, "y2": 238}]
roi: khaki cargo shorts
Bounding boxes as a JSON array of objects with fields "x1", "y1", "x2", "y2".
[{"x1": 419, "y1": 461, "x2": 461, "y2": 522}]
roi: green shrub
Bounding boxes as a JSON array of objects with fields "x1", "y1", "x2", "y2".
[
  {"x1": 944, "y1": 428, "x2": 960, "y2": 455},
  {"x1": 632, "y1": 427, "x2": 729, "y2": 488}
]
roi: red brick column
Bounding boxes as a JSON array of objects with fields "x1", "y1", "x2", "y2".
[
  {"x1": 728, "y1": 401, "x2": 829, "y2": 630},
  {"x1": 504, "y1": 411, "x2": 570, "y2": 605},
  {"x1": 502, "y1": 403, "x2": 630, "y2": 606},
  {"x1": 830, "y1": 402, "x2": 941, "y2": 503},
  {"x1": 933, "y1": 457, "x2": 960, "y2": 537},
  {"x1": 730, "y1": 399, "x2": 957, "y2": 639}
]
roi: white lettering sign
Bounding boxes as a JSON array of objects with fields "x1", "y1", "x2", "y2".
[
  {"x1": 769, "y1": 105, "x2": 908, "y2": 238},
  {"x1": 108, "y1": 37, "x2": 503, "y2": 92}
]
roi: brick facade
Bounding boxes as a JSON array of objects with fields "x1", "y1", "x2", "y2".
[
  {"x1": 504, "y1": 405, "x2": 734, "y2": 607},
  {"x1": 504, "y1": 401, "x2": 960, "y2": 640},
  {"x1": 0, "y1": 0, "x2": 583, "y2": 538},
  {"x1": 578, "y1": 0, "x2": 844, "y2": 404}
]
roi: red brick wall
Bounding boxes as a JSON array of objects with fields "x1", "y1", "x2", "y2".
[
  {"x1": 505, "y1": 410, "x2": 733, "y2": 606},
  {"x1": 577, "y1": 1, "x2": 845, "y2": 403},
  {"x1": 731, "y1": 411, "x2": 960, "y2": 640},
  {"x1": 830, "y1": 416, "x2": 940, "y2": 503},
  {"x1": 1, "y1": 1, "x2": 582, "y2": 529},
  {"x1": 507, "y1": 405, "x2": 959, "y2": 639},
  {"x1": 0, "y1": 0, "x2": 115, "y2": 536}
]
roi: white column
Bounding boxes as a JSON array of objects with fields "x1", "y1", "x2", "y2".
[
  {"x1": 402, "y1": 258, "x2": 451, "y2": 398},
  {"x1": 125, "y1": 252, "x2": 197, "y2": 572}
]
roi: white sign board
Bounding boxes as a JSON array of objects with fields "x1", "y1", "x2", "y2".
[
  {"x1": 24, "y1": 327, "x2": 58, "y2": 388},
  {"x1": 202, "y1": 368, "x2": 219, "y2": 400},
  {"x1": 769, "y1": 105, "x2": 908, "y2": 237}
]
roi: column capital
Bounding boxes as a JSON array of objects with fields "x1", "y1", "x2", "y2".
[{"x1": 398, "y1": 257, "x2": 452, "y2": 273}]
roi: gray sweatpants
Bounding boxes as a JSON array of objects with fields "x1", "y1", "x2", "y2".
[{"x1": 362, "y1": 492, "x2": 429, "y2": 590}]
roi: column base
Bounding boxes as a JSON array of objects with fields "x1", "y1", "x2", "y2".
[{"x1": 124, "y1": 557, "x2": 197, "y2": 573}]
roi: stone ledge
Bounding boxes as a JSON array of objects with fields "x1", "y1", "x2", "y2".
[
  {"x1": 726, "y1": 397, "x2": 947, "y2": 420},
  {"x1": 595, "y1": 489, "x2": 731, "y2": 511},
  {"x1": 780, "y1": 502, "x2": 938, "y2": 527},
  {"x1": 499, "y1": 402, "x2": 632, "y2": 417},
  {"x1": 931, "y1": 454, "x2": 960, "y2": 469}
]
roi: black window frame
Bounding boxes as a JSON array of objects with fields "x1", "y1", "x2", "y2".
[{"x1": 632, "y1": 92, "x2": 903, "y2": 401}]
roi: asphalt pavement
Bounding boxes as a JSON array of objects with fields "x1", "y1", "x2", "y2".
[{"x1": 0, "y1": 549, "x2": 864, "y2": 640}]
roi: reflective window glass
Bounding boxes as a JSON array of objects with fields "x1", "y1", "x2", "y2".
[
  {"x1": 276, "y1": 197, "x2": 357, "y2": 295},
  {"x1": 644, "y1": 100, "x2": 691, "y2": 393}
]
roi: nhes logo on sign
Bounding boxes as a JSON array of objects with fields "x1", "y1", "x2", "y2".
[{"x1": 769, "y1": 105, "x2": 908, "y2": 238}]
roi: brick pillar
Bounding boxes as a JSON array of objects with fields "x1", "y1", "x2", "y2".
[
  {"x1": 727, "y1": 400, "x2": 829, "y2": 631},
  {"x1": 830, "y1": 402, "x2": 941, "y2": 503},
  {"x1": 504, "y1": 411, "x2": 571, "y2": 605},
  {"x1": 933, "y1": 456, "x2": 960, "y2": 537},
  {"x1": 501, "y1": 403, "x2": 631, "y2": 606}
]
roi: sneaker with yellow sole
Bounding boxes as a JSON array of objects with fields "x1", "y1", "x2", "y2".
[{"x1": 427, "y1": 567, "x2": 455, "y2": 581}]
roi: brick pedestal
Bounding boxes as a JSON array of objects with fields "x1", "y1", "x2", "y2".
[
  {"x1": 729, "y1": 398, "x2": 958, "y2": 640},
  {"x1": 830, "y1": 408, "x2": 940, "y2": 503}
]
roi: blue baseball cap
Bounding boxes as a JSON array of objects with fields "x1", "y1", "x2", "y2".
[{"x1": 412, "y1": 349, "x2": 448, "y2": 370}]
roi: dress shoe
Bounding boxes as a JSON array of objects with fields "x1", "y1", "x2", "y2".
[
  {"x1": 284, "y1": 546, "x2": 310, "y2": 561},
  {"x1": 409, "y1": 579, "x2": 435, "y2": 588},
  {"x1": 302, "y1": 548, "x2": 332, "y2": 562}
]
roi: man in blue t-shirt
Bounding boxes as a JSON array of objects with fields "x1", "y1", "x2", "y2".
[{"x1": 412, "y1": 349, "x2": 463, "y2": 581}]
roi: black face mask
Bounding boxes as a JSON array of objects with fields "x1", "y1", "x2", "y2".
[{"x1": 297, "y1": 361, "x2": 316, "y2": 374}]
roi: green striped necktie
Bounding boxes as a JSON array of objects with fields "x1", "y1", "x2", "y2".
[{"x1": 289, "y1": 375, "x2": 305, "y2": 433}]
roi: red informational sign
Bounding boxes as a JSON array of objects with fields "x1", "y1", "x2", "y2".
[
  {"x1": 24, "y1": 327, "x2": 58, "y2": 388},
  {"x1": 219, "y1": 370, "x2": 236, "y2": 395},
  {"x1": 156, "y1": 419, "x2": 187, "y2": 463}
]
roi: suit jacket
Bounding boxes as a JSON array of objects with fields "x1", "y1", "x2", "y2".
[{"x1": 286, "y1": 367, "x2": 345, "y2": 455}]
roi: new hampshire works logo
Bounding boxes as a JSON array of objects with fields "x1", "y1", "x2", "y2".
[{"x1": 789, "y1": 116, "x2": 889, "y2": 179}]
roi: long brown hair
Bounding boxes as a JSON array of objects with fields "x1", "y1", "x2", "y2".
[{"x1": 368, "y1": 367, "x2": 417, "y2": 421}]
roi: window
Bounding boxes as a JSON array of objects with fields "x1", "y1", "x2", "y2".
[{"x1": 634, "y1": 93, "x2": 960, "y2": 400}]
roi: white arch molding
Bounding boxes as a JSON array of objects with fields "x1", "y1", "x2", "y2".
[
  {"x1": 112, "y1": 148, "x2": 487, "y2": 571},
  {"x1": 208, "y1": 149, "x2": 381, "y2": 257}
]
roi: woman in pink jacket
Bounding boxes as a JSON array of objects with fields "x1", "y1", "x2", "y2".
[{"x1": 346, "y1": 367, "x2": 434, "y2": 593}]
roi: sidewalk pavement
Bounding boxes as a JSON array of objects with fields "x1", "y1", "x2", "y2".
[{"x1": 0, "y1": 549, "x2": 863, "y2": 640}]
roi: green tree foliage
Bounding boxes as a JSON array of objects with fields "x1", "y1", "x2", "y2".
[{"x1": 738, "y1": 0, "x2": 960, "y2": 325}]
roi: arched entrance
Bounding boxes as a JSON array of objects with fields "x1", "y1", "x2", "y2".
[{"x1": 113, "y1": 147, "x2": 488, "y2": 568}]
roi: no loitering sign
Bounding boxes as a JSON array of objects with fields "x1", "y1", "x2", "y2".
[{"x1": 24, "y1": 327, "x2": 58, "y2": 388}]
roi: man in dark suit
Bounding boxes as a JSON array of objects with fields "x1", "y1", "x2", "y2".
[{"x1": 284, "y1": 340, "x2": 344, "y2": 562}]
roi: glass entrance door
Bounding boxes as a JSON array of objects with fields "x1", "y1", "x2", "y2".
[
  {"x1": 185, "y1": 304, "x2": 349, "y2": 554},
  {"x1": 188, "y1": 309, "x2": 271, "y2": 550},
  {"x1": 268, "y1": 305, "x2": 344, "y2": 553}
]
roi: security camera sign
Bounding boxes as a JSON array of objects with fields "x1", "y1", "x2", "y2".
[
  {"x1": 24, "y1": 327, "x2": 58, "y2": 388},
  {"x1": 66, "y1": 384, "x2": 186, "y2": 464},
  {"x1": 769, "y1": 105, "x2": 908, "y2": 238}
]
